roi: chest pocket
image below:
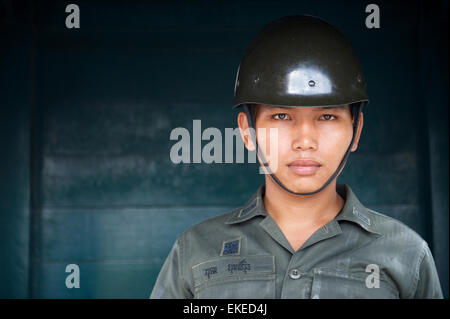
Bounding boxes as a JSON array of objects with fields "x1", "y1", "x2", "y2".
[
  {"x1": 311, "y1": 268, "x2": 399, "y2": 299},
  {"x1": 192, "y1": 255, "x2": 275, "y2": 299}
]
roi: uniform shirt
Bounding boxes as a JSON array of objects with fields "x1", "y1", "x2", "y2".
[{"x1": 150, "y1": 184, "x2": 443, "y2": 299}]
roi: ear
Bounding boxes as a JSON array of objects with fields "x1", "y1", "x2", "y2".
[
  {"x1": 237, "y1": 111, "x2": 256, "y2": 151},
  {"x1": 350, "y1": 112, "x2": 364, "y2": 152}
]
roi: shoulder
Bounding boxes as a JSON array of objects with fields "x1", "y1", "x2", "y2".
[
  {"x1": 174, "y1": 186, "x2": 265, "y2": 263},
  {"x1": 341, "y1": 184, "x2": 425, "y2": 246},
  {"x1": 171, "y1": 206, "x2": 249, "y2": 278},
  {"x1": 363, "y1": 207, "x2": 429, "y2": 262},
  {"x1": 364, "y1": 207, "x2": 441, "y2": 298},
  {"x1": 176, "y1": 207, "x2": 242, "y2": 247},
  {"x1": 366, "y1": 208, "x2": 424, "y2": 242}
]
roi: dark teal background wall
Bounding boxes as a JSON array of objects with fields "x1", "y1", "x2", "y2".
[{"x1": 0, "y1": 0, "x2": 448, "y2": 298}]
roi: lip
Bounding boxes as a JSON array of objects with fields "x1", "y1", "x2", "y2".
[{"x1": 287, "y1": 159, "x2": 322, "y2": 176}]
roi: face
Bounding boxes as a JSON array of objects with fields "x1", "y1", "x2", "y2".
[{"x1": 238, "y1": 104, "x2": 363, "y2": 194}]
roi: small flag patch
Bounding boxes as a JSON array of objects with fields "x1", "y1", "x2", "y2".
[{"x1": 221, "y1": 238, "x2": 241, "y2": 255}]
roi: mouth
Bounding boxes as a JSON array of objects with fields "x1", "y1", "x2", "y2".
[{"x1": 287, "y1": 159, "x2": 322, "y2": 176}]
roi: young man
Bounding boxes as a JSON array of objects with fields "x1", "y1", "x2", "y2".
[{"x1": 150, "y1": 15, "x2": 443, "y2": 299}]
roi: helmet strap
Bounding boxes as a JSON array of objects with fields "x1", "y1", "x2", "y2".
[{"x1": 243, "y1": 103, "x2": 363, "y2": 196}]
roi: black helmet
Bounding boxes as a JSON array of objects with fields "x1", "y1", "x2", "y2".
[
  {"x1": 234, "y1": 15, "x2": 368, "y2": 108},
  {"x1": 235, "y1": 15, "x2": 366, "y2": 196}
]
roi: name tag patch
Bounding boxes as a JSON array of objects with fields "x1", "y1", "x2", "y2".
[
  {"x1": 192, "y1": 255, "x2": 275, "y2": 287},
  {"x1": 203, "y1": 266, "x2": 218, "y2": 279},
  {"x1": 227, "y1": 259, "x2": 251, "y2": 274}
]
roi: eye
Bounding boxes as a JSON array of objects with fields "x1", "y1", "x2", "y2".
[
  {"x1": 320, "y1": 114, "x2": 337, "y2": 121},
  {"x1": 272, "y1": 113, "x2": 290, "y2": 120}
]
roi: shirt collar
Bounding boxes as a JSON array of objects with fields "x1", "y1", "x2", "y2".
[
  {"x1": 226, "y1": 184, "x2": 381, "y2": 235},
  {"x1": 334, "y1": 184, "x2": 381, "y2": 235},
  {"x1": 225, "y1": 185, "x2": 268, "y2": 224}
]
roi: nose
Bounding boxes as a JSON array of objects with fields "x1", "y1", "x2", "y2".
[{"x1": 291, "y1": 121, "x2": 318, "y2": 151}]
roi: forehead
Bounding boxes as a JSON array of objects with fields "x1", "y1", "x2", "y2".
[{"x1": 257, "y1": 104, "x2": 349, "y2": 112}]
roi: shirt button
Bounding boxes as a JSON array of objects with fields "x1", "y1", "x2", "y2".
[{"x1": 289, "y1": 268, "x2": 301, "y2": 280}]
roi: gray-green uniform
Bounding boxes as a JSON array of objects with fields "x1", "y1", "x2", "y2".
[
  {"x1": 150, "y1": 184, "x2": 443, "y2": 298},
  {"x1": 151, "y1": 15, "x2": 443, "y2": 299}
]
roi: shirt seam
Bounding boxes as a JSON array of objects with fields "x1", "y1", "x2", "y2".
[
  {"x1": 406, "y1": 240, "x2": 427, "y2": 299},
  {"x1": 178, "y1": 233, "x2": 191, "y2": 298}
]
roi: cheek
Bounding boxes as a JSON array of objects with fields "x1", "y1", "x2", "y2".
[
  {"x1": 255, "y1": 126, "x2": 283, "y2": 156},
  {"x1": 274, "y1": 127, "x2": 292, "y2": 153},
  {"x1": 253, "y1": 125, "x2": 293, "y2": 170},
  {"x1": 270, "y1": 125, "x2": 294, "y2": 145},
  {"x1": 319, "y1": 126, "x2": 353, "y2": 158}
]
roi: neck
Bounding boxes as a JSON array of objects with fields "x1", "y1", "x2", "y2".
[{"x1": 263, "y1": 176, "x2": 344, "y2": 227}]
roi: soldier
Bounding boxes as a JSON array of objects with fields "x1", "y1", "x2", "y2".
[{"x1": 150, "y1": 15, "x2": 443, "y2": 299}]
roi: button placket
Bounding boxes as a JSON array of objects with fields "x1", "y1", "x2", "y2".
[
  {"x1": 280, "y1": 252, "x2": 309, "y2": 298},
  {"x1": 289, "y1": 268, "x2": 301, "y2": 279}
]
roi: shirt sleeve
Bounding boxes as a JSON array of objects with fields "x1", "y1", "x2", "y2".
[
  {"x1": 411, "y1": 241, "x2": 443, "y2": 299},
  {"x1": 149, "y1": 236, "x2": 193, "y2": 299}
]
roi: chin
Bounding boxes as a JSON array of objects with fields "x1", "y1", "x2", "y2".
[
  {"x1": 286, "y1": 184, "x2": 322, "y2": 194},
  {"x1": 271, "y1": 177, "x2": 324, "y2": 195}
]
